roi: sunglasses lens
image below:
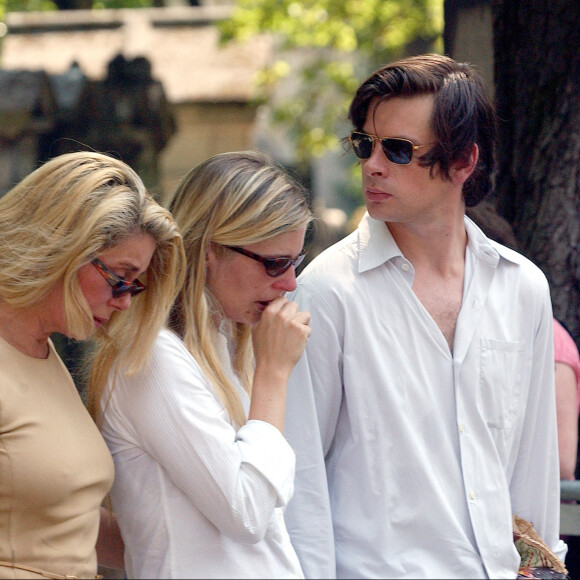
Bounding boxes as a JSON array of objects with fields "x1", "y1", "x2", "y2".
[
  {"x1": 383, "y1": 138, "x2": 413, "y2": 164},
  {"x1": 350, "y1": 133, "x2": 373, "y2": 159},
  {"x1": 130, "y1": 284, "x2": 146, "y2": 297},
  {"x1": 112, "y1": 284, "x2": 131, "y2": 299},
  {"x1": 112, "y1": 282, "x2": 145, "y2": 298},
  {"x1": 266, "y1": 259, "x2": 292, "y2": 277},
  {"x1": 350, "y1": 133, "x2": 413, "y2": 164},
  {"x1": 265, "y1": 252, "x2": 306, "y2": 277}
]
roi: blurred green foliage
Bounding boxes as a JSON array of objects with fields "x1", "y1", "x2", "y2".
[
  {"x1": 5, "y1": 0, "x2": 57, "y2": 10},
  {"x1": 220, "y1": 0, "x2": 444, "y2": 162},
  {"x1": 93, "y1": 0, "x2": 153, "y2": 8}
]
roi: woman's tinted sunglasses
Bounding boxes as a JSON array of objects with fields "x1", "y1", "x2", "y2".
[
  {"x1": 92, "y1": 258, "x2": 147, "y2": 298},
  {"x1": 349, "y1": 130, "x2": 434, "y2": 165},
  {"x1": 224, "y1": 246, "x2": 306, "y2": 277}
]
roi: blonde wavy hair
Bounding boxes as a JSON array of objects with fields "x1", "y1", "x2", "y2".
[
  {"x1": 167, "y1": 150, "x2": 312, "y2": 427},
  {"x1": 0, "y1": 150, "x2": 185, "y2": 421}
]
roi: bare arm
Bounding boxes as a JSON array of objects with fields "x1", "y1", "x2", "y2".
[
  {"x1": 555, "y1": 361, "x2": 579, "y2": 480},
  {"x1": 249, "y1": 296, "x2": 311, "y2": 433}
]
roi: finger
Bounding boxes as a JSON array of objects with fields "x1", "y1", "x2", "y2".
[
  {"x1": 263, "y1": 295, "x2": 288, "y2": 314},
  {"x1": 292, "y1": 311, "x2": 311, "y2": 326}
]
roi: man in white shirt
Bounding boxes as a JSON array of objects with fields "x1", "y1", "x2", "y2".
[{"x1": 283, "y1": 53, "x2": 566, "y2": 579}]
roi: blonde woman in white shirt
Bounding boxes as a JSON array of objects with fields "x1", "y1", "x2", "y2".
[{"x1": 89, "y1": 151, "x2": 313, "y2": 579}]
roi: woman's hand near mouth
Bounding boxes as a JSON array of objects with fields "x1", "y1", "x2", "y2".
[{"x1": 249, "y1": 296, "x2": 311, "y2": 432}]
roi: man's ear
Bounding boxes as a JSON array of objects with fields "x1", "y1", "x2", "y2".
[{"x1": 451, "y1": 142, "x2": 479, "y2": 185}]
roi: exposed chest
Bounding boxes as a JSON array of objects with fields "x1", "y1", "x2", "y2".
[{"x1": 413, "y1": 275, "x2": 464, "y2": 351}]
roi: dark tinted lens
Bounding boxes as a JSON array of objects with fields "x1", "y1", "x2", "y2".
[
  {"x1": 382, "y1": 138, "x2": 413, "y2": 164},
  {"x1": 112, "y1": 281, "x2": 145, "y2": 298},
  {"x1": 265, "y1": 252, "x2": 306, "y2": 277},
  {"x1": 111, "y1": 284, "x2": 130, "y2": 298},
  {"x1": 350, "y1": 133, "x2": 373, "y2": 159},
  {"x1": 265, "y1": 258, "x2": 293, "y2": 277}
]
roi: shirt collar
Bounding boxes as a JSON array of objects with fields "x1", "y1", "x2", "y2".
[
  {"x1": 464, "y1": 214, "x2": 521, "y2": 266},
  {"x1": 357, "y1": 212, "x2": 402, "y2": 273},
  {"x1": 356, "y1": 211, "x2": 521, "y2": 274}
]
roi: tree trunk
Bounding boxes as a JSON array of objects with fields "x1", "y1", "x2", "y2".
[{"x1": 492, "y1": 0, "x2": 580, "y2": 347}]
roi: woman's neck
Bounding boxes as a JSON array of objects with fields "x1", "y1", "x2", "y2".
[{"x1": 0, "y1": 304, "x2": 51, "y2": 359}]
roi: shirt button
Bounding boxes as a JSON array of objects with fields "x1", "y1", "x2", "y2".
[
  {"x1": 401, "y1": 263, "x2": 410, "y2": 271},
  {"x1": 459, "y1": 423, "x2": 465, "y2": 433},
  {"x1": 469, "y1": 490, "x2": 476, "y2": 500},
  {"x1": 472, "y1": 298, "x2": 480, "y2": 308}
]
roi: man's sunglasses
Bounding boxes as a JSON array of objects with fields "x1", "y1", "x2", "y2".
[
  {"x1": 224, "y1": 246, "x2": 306, "y2": 277},
  {"x1": 91, "y1": 258, "x2": 147, "y2": 298},
  {"x1": 349, "y1": 130, "x2": 434, "y2": 165}
]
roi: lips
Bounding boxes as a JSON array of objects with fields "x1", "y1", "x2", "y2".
[
  {"x1": 365, "y1": 187, "x2": 392, "y2": 202},
  {"x1": 93, "y1": 316, "x2": 107, "y2": 328}
]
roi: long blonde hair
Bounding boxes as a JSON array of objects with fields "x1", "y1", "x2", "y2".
[
  {"x1": 167, "y1": 150, "x2": 312, "y2": 427},
  {"x1": 0, "y1": 150, "x2": 184, "y2": 421}
]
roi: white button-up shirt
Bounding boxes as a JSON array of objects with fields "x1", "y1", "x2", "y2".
[
  {"x1": 284, "y1": 213, "x2": 565, "y2": 579},
  {"x1": 101, "y1": 328, "x2": 304, "y2": 579}
]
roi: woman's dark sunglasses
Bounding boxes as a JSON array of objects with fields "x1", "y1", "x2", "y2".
[
  {"x1": 349, "y1": 130, "x2": 434, "y2": 165},
  {"x1": 224, "y1": 246, "x2": 306, "y2": 277},
  {"x1": 91, "y1": 258, "x2": 147, "y2": 298}
]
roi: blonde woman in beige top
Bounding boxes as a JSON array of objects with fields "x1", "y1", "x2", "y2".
[{"x1": 0, "y1": 152, "x2": 184, "y2": 579}]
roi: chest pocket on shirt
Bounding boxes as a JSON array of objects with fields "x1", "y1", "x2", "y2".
[{"x1": 479, "y1": 338, "x2": 527, "y2": 430}]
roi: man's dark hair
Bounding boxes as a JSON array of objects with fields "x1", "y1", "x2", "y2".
[{"x1": 348, "y1": 53, "x2": 496, "y2": 207}]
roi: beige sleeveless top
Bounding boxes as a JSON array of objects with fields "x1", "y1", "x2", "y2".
[{"x1": 0, "y1": 336, "x2": 114, "y2": 579}]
